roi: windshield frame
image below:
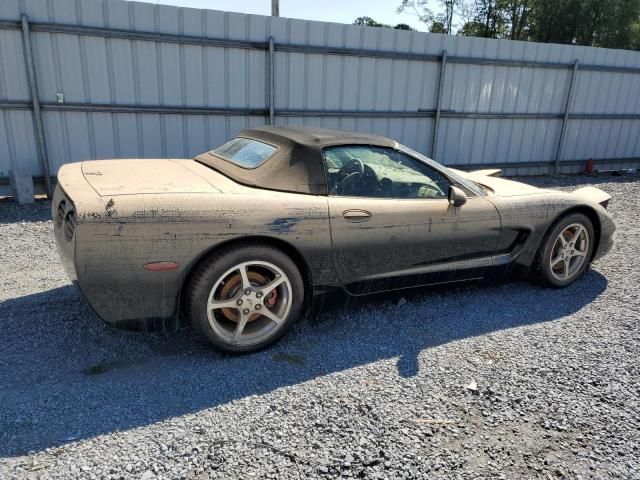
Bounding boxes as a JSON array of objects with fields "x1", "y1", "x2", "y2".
[{"x1": 396, "y1": 144, "x2": 485, "y2": 197}]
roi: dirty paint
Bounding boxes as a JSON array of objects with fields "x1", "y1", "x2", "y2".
[
  {"x1": 50, "y1": 136, "x2": 614, "y2": 334},
  {"x1": 104, "y1": 198, "x2": 117, "y2": 218},
  {"x1": 266, "y1": 217, "x2": 299, "y2": 234}
]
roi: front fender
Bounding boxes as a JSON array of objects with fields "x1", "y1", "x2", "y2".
[{"x1": 572, "y1": 186, "x2": 611, "y2": 206}]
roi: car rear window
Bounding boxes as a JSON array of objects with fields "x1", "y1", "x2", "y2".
[{"x1": 211, "y1": 137, "x2": 277, "y2": 169}]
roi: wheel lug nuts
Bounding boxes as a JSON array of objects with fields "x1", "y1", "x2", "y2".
[
  {"x1": 256, "y1": 292, "x2": 263, "y2": 298},
  {"x1": 243, "y1": 308, "x2": 250, "y2": 315},
  {"x1": 245, "y1": 289, "x2": 251, "y2": 295},
  {"x1": 236, "y1": 299, "x2": 243, "y2": 306},
  {"x1": 255, "y1": 304, "x2": 261, "y2": 310}
]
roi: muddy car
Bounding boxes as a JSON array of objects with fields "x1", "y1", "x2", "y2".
[{"x1": 52, "y1": 126, "x2": 615, "y2": 352}]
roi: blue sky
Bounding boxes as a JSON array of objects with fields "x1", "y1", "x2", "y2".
[{"x1": 126, "y1": 0, "x2": 435, "y2": 32}]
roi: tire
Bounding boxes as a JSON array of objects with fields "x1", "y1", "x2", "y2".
[
  {"x1": 533, "y1": 212, "x2": 595, "y2": 288},
  {"x1": 185, "y1": 242, "x2": 305, "y2": 353}
]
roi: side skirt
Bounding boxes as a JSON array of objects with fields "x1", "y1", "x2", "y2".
[{"x1": 342, "y1": 250, "x2": 525, "y2": 296}]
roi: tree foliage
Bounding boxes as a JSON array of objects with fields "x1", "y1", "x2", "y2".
[
  {"x1": 353, "y1": 16, "x2": 416, "y2": 30},
  {"x1": 396, "y1": 0, "x2": 640, "y2": 50},
  {"x1": 397, "y1": 0, "x2": 458, "y2": 34}
]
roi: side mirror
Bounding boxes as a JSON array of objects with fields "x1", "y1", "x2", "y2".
[{"x1": 448, "y1": 185, "x2": 467, "y2": 207}]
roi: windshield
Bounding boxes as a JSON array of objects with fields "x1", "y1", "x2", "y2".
[{"x1": 396, "y1": 144, "x2": 485, "y2": 196}]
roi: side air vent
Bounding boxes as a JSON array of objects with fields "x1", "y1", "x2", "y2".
[
  {"x1": 64, "y1": 210, "x2": 77, "y2": 241},
  {"x1": 56, "y1": 200, "x2": 66, "y2": 227}
]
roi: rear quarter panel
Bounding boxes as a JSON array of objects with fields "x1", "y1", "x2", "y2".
[{"x1": 75, "y1": 190, "x2": 332, "y2": 326}]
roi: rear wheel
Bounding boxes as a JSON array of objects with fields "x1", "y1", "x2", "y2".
[
  {"x1": 185, "y1": 243, "x2": 304, "y2": 353},
  {"x1": 534, "y1": 213, "x2": 594, "y2": 288}
]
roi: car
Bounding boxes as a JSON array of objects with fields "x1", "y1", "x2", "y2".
[{"x1": 52, "y1": 126, "x2": 615, "y2": 353}]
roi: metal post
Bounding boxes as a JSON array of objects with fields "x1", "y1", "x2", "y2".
[
  {"x1": 268, "y1": 36, "x2": 275, "y2": 125},
  {"x1": 20, "y1": 14, "x2": 52, "y2": 198},
  {"x1": 555, "y1": 59, "x2": 579, "y2": 174},
  {"x1": 271, "y1": 0, "x2": 279, "y2": 17},
  {"x1": 431, "y1": 50, "x2": 447, "y2": 161}
]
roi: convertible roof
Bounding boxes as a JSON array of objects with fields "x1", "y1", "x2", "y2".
[{"x1": 194, "y1": 126, "x2": 397, "y2": 195}]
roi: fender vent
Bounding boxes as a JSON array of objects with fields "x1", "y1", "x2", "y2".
[
  {"x1": 56, "y1": 200, "x2": 66, "y2": 227},
  {"x1": 64, "y1": 210, "x2": 76, "y2": 241}
]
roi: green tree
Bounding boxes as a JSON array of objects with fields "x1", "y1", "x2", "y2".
[
  {"x1": 528, "y1": 0, "x2": 640, "y2": 48},
  {"x1": 353, "y1": 16, "x2": 385, "y2": 27},
  {"x1": 391, "y1": 0, "x2": 639, "y2": 48},
  {"x1": 452, "y1": 0, "x2": 640, "y2": 50},
  {"x1": 353, "y1": 17, "x2": 416, "y2": 31},
  {"x1": 591, "y1": 0, "x2": 640, "y2": 48},
  {"x1": 466, "y1": 0, "x2": 504, "y2": 37},
  {"x1": 398, "y1": 0, "x2": 459, "y2": 34},
  {"x1": 430, "y1": 21, "x2": 448, "y2": 33},
  {"x1": 631, "y1": 19, "x2": 640, "y2": 49},
  {"x1": 501, "y1": 0, "x2": 532, "y2": 40},
  {"x1": 460, "y1": 20, "x2": 488, "y2": 36}
]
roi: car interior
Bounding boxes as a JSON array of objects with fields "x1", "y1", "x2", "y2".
[{"x1": 323, "y1": 146, "x2": 451, "y2": 199}]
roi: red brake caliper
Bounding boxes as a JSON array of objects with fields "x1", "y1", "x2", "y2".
[{"x1": 265, "y1": 289, "x2": 277, "y2": 307}]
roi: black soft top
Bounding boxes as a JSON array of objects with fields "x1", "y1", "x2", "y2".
[{"x1": 194, "y1": 126, "x2": 397, "y2": 195}]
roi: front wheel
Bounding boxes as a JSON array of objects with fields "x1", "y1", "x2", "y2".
[
  {"x1": 534, "y1": 213, "x2": 594, "y2": 288},
  {"x1": 185, "y1": 243, "x2": 304, "y2": 353}
]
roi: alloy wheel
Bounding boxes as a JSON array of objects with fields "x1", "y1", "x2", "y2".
[
  {"x1": 206, "y1": 261, "x2": 293, "y2": 346},
  {"x1": 549, "y1": 223, "x2": 590, "y2": 281}
]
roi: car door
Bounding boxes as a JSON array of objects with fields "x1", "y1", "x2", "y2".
[{"x1": 323, "y1": 145, "x2": 501, "y2": 294}]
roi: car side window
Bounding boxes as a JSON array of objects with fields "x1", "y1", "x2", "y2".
[{"x1": 323, "y1": 146, "x2": 451, "y2": 199}]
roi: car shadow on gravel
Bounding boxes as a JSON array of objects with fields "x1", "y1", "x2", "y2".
[
  {"x1": 0, "y1": 271, "x2": 607, "y2": 457},
  {"x1": 0, "y1": 197, "x2": 51, "y2": 224}
]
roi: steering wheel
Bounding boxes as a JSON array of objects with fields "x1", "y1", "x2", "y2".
[{"x1": 331, "y1": 158, "x2": 365, "y2": 194}]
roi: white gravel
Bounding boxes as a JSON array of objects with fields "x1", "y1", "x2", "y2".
[{"x1": 0, "y1": 173, "x2": 639, "y2": 479}]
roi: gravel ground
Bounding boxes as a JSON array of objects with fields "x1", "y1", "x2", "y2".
[{"x1": 0, "y1": 173, "x2": 638, "y2": 479}]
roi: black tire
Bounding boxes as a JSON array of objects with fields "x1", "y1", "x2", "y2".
[
  {"x1": 184, "y1": 242, "x2": 305, "y2": 353},
  {"x1": 533, "y1": 212, "x2": 594, "y2": 288}
]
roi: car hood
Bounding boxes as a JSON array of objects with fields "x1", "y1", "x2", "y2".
[
  {"x1": 81, "y1": 159, "x2": 221, "y2": 196},
  {"x1": 451, "y1": 169, "x2": 548, "y2": 196},
  {"x1": 451, "y1": 169, "x2": 611, "y2": 206}
]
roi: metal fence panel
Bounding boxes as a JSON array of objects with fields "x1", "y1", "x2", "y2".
[
  {"x1": 1, "y1": 0, "x2": 640, "y2": 195},
  {"x1": 444, "y1": 64, "x2": 571, "y2": 114},
  {"x1": 564, "y1": 118, "x2": 640, "y2": 160},
  {"x1": 0, "y1": 30, "x2": 29, "y2": 101},
  {"x1": 0, "y1": 110, "x2": 39, "y2": 177},
  {"x1": 572, "y1": 70, "x2": 640, "y2": 114},
  {"x1": 440, "y1": 118, "x2": 561, "y2": 166}
]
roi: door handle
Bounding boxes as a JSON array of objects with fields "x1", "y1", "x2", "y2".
[{"x1": 342, "y1": 209, "x2": 372, "y2": 222}]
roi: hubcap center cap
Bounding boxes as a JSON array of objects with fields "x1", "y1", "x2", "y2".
[{"x1": 242, "y1": 291, "x2": 261, "y2": 309}]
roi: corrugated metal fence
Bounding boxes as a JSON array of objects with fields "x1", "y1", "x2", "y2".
[{"x1": 1, "y1": 0, "x2": 640, "y2": 196}]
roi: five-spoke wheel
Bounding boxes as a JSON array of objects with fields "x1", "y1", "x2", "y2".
[
  {"x1": 185, "y1": 243, "x2": 304, "y2": 353},
  {"x1": 549, "y1": 223, "x2": 590, "y2": 281},
  {"x1": 207, "y1": 261, "x2": 292, "y2": 347},
  {"x1": 535, "y1": 213, "x2": 594, "y2": 288}
]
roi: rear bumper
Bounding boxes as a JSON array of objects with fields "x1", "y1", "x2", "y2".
[{"x1": 72, "y1": 280, "x2": 178, "y2": 331}]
